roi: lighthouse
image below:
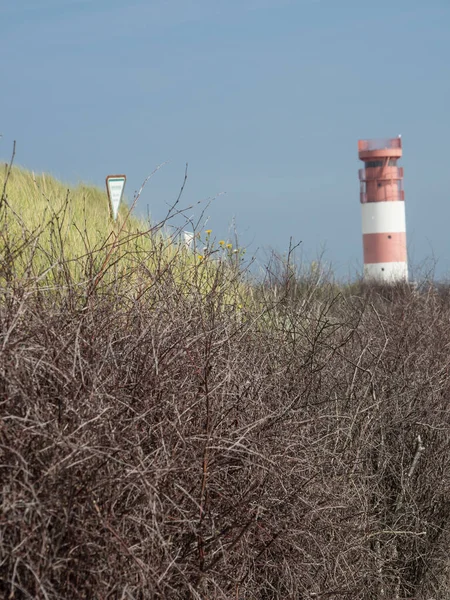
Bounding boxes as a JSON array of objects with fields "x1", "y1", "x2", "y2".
[{"x1": 358, "y1": 137, "x2": 408, "y2": 282}]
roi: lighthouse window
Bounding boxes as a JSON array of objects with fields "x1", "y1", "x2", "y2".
[
  {"x1": 388, "y1": 235, "x2": 392, "y2": 239},
  {"x1": 366, "y1": 159, "x2": 398, "y2": 168}
]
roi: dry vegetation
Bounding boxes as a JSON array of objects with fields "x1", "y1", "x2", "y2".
[{"x1": 0, "y1": 158, "x2": 449, "y2": 599}]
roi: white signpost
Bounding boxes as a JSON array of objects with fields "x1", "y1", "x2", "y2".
[
  {"x1": 106, "y1": 174, "x2": 126, "y2": 221},
  {"x1": 183, "y1": 231, "x2": 194, "y2": 249}
]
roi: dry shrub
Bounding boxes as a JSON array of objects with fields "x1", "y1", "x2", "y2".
[{"x1": 0, "y1": 179, "x2": 449, "y2": 599}]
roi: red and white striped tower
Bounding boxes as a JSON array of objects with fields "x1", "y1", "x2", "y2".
[{"x1": 358, "y1": 137, "x2": 408, "y2": 282}]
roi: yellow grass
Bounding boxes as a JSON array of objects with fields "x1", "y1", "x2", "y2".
[{"x1": 0, "y1": 165, "x2": 247, "y2": 306}]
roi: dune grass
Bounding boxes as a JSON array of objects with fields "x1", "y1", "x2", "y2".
[{"x1": 0, "y1": 164, "x2": 247, "y2": 309}]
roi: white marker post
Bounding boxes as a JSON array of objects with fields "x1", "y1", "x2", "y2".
[
  {"x1": 106, "y1": 174, "x2": 126, "y2": 221},
  {"x1": 183, "y1": 231, "x2": 194, "y2": 250}
]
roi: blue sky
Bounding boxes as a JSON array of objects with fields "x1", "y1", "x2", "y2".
[{"x1": 1, "y1": 0, "x2": 450, "y2": 278}]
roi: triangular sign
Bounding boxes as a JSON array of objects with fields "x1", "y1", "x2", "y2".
[{"x1": 106, "y1": 174, "x2": 126, "y2": 221}]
